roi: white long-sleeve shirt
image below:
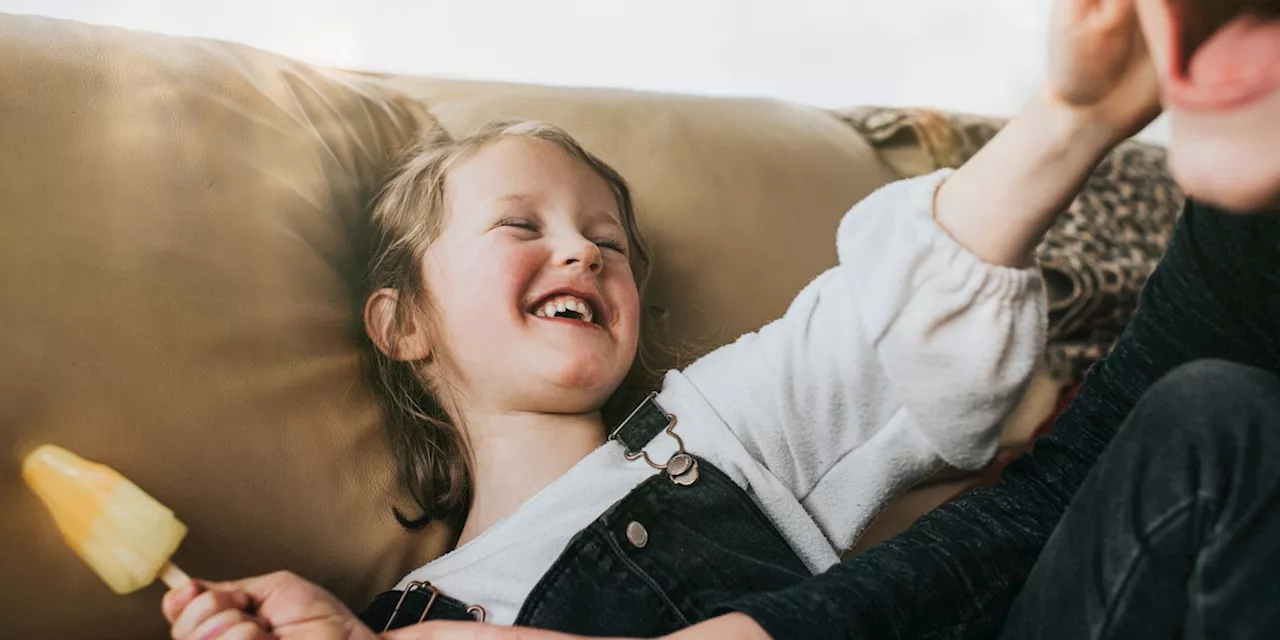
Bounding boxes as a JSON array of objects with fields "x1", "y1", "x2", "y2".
[{"x1": 394, "y1": 170, "x2": 1047, "y2": 624}]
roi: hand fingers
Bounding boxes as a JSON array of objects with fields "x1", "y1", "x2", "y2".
[
  {"x1": 184, "y1": 608, "x2": 269, "y2": 640},
  {"x1": 179, "y1": 571, "x2": 297, "y2": 624},
  {"x1": 163, "y1": 581, "x2": 203, "y2": 623},
  {"x1": 1058, "y1": 0, "x2": 1136, "y2": 26},
  {"x1": 208, "y1": 570, "x2": 302, "y2": 605},
  {"x1": 171, "y1": 588, "x2": 252, "y2": 639}
]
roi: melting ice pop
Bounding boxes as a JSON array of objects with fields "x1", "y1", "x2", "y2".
[{"x1": 23, "y1": 445, "x2": 190, "y2": 594}]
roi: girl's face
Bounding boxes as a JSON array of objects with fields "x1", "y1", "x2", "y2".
[
  {"x1": 1136, "y1": 0, "x2": 1280, "y2": 213},
  {"x1": 420, "y1": 137, "x2": 640, "y2": 417}
]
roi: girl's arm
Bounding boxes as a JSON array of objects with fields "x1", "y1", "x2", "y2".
[
  {"x1": 679, "y1": 0, "x2": 1162, "y2": 554},
  {"x1": 935, "y1": 0, "x2": 1162, "y2": 268},
  {"x1": 933, "y1": 90, "x2": 1122, "y2": 268},
  {"x1": 680, "y1": 159, "x2": 1047, "y2": 553}
]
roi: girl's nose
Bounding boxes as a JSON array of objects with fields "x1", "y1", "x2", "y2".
[{"x1": 560, "y1": 236, "x2": 602, "y2": 274}]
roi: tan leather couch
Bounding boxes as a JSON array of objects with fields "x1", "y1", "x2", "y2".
[{"x1": 0, "y1": 13, "x2": 1060, "y2": 638}]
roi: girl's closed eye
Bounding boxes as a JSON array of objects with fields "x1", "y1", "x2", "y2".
[
  {"x1": 496, "y1": 218, "x2": 540, "y2": 235},
  {"x1": 594, "y1": 237, "x2": 628, "y2": 255}
]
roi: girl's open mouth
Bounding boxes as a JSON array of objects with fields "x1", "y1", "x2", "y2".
[
  {"x1": 529, "y1": 293, "x2": 604, "y2": 328},
  {"x1": 1168, "y1": 0, "x2": 1280, "y2": 110}
]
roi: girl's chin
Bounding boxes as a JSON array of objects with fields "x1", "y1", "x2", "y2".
[{"x1": 539, "y1": 360, "x2": 628, "y2": 396}]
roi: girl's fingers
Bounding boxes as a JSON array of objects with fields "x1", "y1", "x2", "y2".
[
  {"x1": 171, "y1": 588, "x2": 251, "y2": 639},
  {"x1": 163, "y1": 581, "x2": 203, "y2": 623},
  {"x1": 185, "y1": 608, "x2": 266, "y2": 640}
]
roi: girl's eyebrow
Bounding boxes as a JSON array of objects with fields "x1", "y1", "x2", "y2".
[
  {"x1": 591, "y1": 209, "x2": 626, "y2": 230},
  {"x1": 492, "y1": 192, "x2": 536, "y2": 207}
]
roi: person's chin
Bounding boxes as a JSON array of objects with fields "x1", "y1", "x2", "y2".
[
  {"x1": 541, "y1": 356, "x2": 626, "y2": 399},
  {"x1": 1166, "y1": 91, "x2": 1280, "y2": 214}
]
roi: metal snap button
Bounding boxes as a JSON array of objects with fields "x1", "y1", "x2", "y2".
[
  {"x1": 666, "y1": 453, "x2": 699, "y2": 486},
  {"x1": 667, "y1": 453, "x2": 693, "y2": 476},
  {"x1": 625, "y1": 521, "x2": 649, "y2": 548}
]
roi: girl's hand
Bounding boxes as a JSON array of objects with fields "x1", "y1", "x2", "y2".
[
  {"x1": 163, "y1": 581, "x2": 270, "y2": 640},
  {"x1": 162, "y1": 572, "x2": 377, "y2": 640},
  {"x1": 1047, "y1": 0, "x2": 1162, "y2": 141}
]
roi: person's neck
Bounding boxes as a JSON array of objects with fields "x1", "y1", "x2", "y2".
[{"x1": 456, "y1": 407, "x2": 607, "y2": 547}]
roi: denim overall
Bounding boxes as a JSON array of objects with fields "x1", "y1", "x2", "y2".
[{"x1": 360, "y1": 394, "x2": 814, "y2": 636}]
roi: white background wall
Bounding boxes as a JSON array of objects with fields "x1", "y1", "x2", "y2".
[{"x1": 4, "y1": 0, "x2": 1168, "y2": 141}]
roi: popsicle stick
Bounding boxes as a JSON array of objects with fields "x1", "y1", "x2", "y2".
[{"x1": 158, "y1": 562, "x2": 191, "y2": 589}]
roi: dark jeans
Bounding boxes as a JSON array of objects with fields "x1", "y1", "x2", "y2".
[{"x1": 1000, "y1": 360, "x2": 1280, "y2": 639}]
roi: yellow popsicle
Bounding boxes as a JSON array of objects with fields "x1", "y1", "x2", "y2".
[{"x1": 23, "y1": 445, "x2": 190, "y2": 594}]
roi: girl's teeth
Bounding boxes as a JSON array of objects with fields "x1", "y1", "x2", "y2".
[{"x1": 532, "y1": 295, "x2": 595, "y2": 323}]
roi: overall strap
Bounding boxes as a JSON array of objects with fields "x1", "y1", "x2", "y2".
[
  {"x1": 608, "y1": 392, "x2": 700, "y2": 486},
  {"x1": 360, "y1": 580, "x2": 485, "y2": 631}
]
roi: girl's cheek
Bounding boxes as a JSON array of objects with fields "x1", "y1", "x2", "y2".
[
  {"x1": 611, "y1": 277, "x2": 641, "y2": 331},
  {"x1": 485, "y1": 239, "x2": 541, "y2": 272}
]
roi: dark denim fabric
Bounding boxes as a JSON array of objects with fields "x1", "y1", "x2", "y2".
[
  {"x1": 512, "y1": 456, "x2": 811, "y2": 635},
  {"x1": 729, "y1": 201, "x2": 1280, "y2": 639},
  {"x1": 999, "y1": 360, "x2": 1280, "y2": 639},
  {"x1": 361, "y1": 398, "x2": 813, "y2": 635}
]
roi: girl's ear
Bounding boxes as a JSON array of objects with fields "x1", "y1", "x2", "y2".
[{"x1": 364, "y1": 288, "x2": 431, "y2": 361}]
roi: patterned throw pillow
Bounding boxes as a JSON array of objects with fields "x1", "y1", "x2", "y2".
[{"x1": 837, "y1": 107, "x2": 1185, "y2": 382}]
